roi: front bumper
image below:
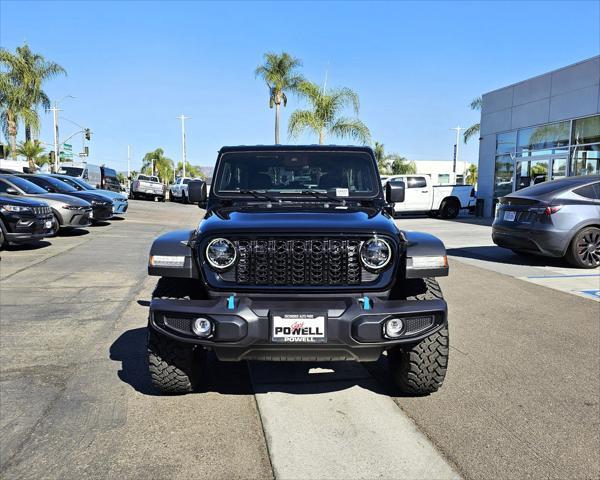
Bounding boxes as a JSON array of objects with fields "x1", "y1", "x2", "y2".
[
  {"x1": 112, "y1": 200, "x2": 128, "y2": 215},
  {"x1": 149, "y1": 295, "x2": 447, "y2": 362},
  {"x1": 5, "y1": 214, "x2": 53, "y2": 243},
  {"x1": 91, "y1": 204, "x2": 113, "y2": 221}
]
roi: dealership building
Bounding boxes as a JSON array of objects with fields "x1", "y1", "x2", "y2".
[{"x1": 477, "y1": 55, "x2": 600, "y2": 216}]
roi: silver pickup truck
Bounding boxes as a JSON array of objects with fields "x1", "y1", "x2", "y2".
[{"x1": 130, "y1": 174, "x2": 166, "y2": 201}]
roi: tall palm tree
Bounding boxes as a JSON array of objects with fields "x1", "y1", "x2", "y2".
[
  {"x1": 142, "y1": 148, "x2": 174, "y2": 183},
  {"x1": 13, "y1": 44, "x2": 66, "y2": 142},
  {"x1": 0, "y1": 58, "x2": 39, "y2": 161},
  {"x1": 388, "y1": 154, "x2": 416, "y2": 175},
  {"x1": 374, "y1": 141, "x2": 387, "y2": 173},
  {"x1": 16, "y1": 139, "x2": 46, "y2": 171},
  {"x1": 288, "y1": 81, "x2": 371, "y2": 145},
  {"x1": 255, "y1": 52, "x2": 304, "y2": 144},
  {"x1": 466, "y1": 164, "x2": 478, "y2": 185},
  {"x1": 463, "y1": 97, "x2": 482, "y2": 144}
]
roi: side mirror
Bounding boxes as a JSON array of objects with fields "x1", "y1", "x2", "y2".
[
  {"x1": 188, "y1": 180, "x2": 207, "y2": 207},
  {"x1": 6, "y1": 187, "x2": 19, "y2": 195},
  {"x1": 386, "y1": 180, "x2": 405, "y2": 203}
]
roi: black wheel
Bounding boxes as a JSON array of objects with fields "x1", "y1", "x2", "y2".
[
  {"x1": 388, "y1": 278, "x2": 449, "y2": 395},
  {"x1": 147, "y1": 278, "x2": 206, "y2": 394},
  {"x1": 0, "y1": 221, "x2": 7, "y2": 249},
  {"x1": 49, "y1": 213, "x2": 60, "y2": 237},
  {"x1": 565, "y1": 226, "x2": 600, "y2": 268},
  {"x1": 440, "y1": 199, "x2": 460, "y2": 219},
  {"x1": 169, "y1": 190, "x2": 175, "y2": 202},
  {"x1": 182, "y1": 191, "x2": 189, "y2": 204}
]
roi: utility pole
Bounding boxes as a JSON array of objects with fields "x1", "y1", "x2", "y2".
[
  {"x1": 127, "y1": 145, "x2": 131, "y2": 190},
  {"x1": 177, "y1": 114, "x2": 191, "y2": 178},
  {"x1": 450, "y1": 126, "x2": 465, "y2": 174},
  {"x1": 51, "y1": 105, "x2": 60, "y2": 172}
]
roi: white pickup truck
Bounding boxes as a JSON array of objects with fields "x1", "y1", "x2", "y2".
[
  {"x1": 130, "y1": 174, "x2": 166, "y2": 201},
  {"x1": 169, "y1": 177, "x2": 194, "y2": 203},
  {"x1": 382, "y1": 174, "x2": 476, "y2": 218}
]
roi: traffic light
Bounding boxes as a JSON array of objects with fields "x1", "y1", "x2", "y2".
[
  {"x1": 84, "y1": 146, "x2": 89, "y2": 156},
  {"x1": 84, "y1": 128, "x2": 91, "y2": 140}
]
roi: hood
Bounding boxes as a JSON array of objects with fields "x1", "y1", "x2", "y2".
[
  {"x1": 91, "y1": 188, "x2": 126, "y2": 201},
  {"x1": 198, "y1": 207, "x2": 399, "y2": 237},
  {"x1": 69, "y1": 191, "x2": 113, "y2": 203},
  {"x1": 0, "y1": 195, "x2": 47, "y2": 207},
  {"x1": 25, "y1": 192, "x2": 91, "y2": 207}
]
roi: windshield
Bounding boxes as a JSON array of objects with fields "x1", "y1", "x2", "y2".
[
  {"x1": 58, "y1": 166, "x2": 84, "y2": 177},
  {"x1": 26, "y1": 175, "x2": 78, "y2": 193},
  {"x1": 138, "y1": 175, "x2": 158, "y2": 182},
  {"x1": 214, "y1": 151, "x2": 378, "y2": 198},
  {"x1": 4, "y1": 175, "x2": 48, "y2": 194},
  {"x1": 58, "y1": 175, "x2": 93, "y2": 191}
]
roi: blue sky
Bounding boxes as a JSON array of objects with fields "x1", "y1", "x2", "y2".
[{"x1": 1, "y1": 0, "x2": 599, "y2": 173}]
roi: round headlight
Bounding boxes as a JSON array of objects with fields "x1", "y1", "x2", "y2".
[
  {"x1": 360, "y1": 237, "x2": 392, "y2": 270},
  {"x1": 205, "y1": 238, "x2": 236, "y2": 269}
]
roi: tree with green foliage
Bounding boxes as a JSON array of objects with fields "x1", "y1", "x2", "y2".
[
  {"x1": 176, "y1": 161, "x2": 205, "y2": 180},
  {"x1": 16, "y1": 139, "x2": 47, "y2": 171},
  {"x1": 255, "y1": 52, "x2": 304, "y2": 144},
  {"x1": 463, "y1": 97, "x2": 482, "y2": 144},
  {"x1": 141, "y1": 148, "x2": 174, "y2": 184},
  {"x1": 389, "y1": 154, "x2": 416, "y2": 175},
  {"x1": 466, "y1": 164, "x2": 478, "y2": 185},
  {"x1": 289, "y1": 81, "x2": 371, "y2": 145},
  {"x1": 374, "y1": 141, "x2": 389, "y2": 174}
]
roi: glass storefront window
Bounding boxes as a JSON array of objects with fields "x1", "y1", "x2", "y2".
[
  {"x1": 570, "y1": 144, "x2": 600, "y2": 176},
  {"x1": 572, "y1": 115, "x2": 600, "y2": 145},
  {"x1": 496, "y1": 131, "x2": 516, "y2": 154},
  {"x1": 517, "y1": 121, "x2": 570, "y2": 155},
  {"x1": 494, "y1": 154, "x2": 513, "y2": 197},
  {"x1": 437, "y1": 174, "x2": 449, "y2": 184}
]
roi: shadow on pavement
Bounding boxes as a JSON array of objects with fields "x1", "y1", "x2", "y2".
[
  {"x1": 110, "y1": 216, "x2": 125, "y2": 221},
  {"x1": 90, "y1": 221, "x2": 111, "y2": 227},
  {"x1": 447, "y1": 245, "x2": 569, "y2": 268},
  {"x1": 58, "y1": 228, "x2": 89, "y2": 237},
  {"x1": 110, "y1": 327, "x2": 404, "y2": 397},
  {"x1": 3, "y1": 240, "x2": 52, "y2": 251}
]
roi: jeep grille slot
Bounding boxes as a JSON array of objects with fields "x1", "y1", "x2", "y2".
[{"x1": 233, "y1": 238, "x2": 364, "y2": 286}]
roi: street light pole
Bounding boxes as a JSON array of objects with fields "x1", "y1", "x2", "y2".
[
  {"x1": 47, "y1": 95, "x2": 75, "y2": 172},
  {"x1": 450, "y1": 126, "x2": 465, "y2": 174},
  {"x1": 127, "y1": 145, "x2": 131, "y2": 190},
  {"x1": 177, "y1": 114, "x2": 191, "y2": 178}
]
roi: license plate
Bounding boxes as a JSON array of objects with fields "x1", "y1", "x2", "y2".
[
  {"x1": 45, "y1": 220, "x2": 52, "y2": 229},
  {"x1": 271, "y1": 314, "x2": 326, "y2": 343},
  {"x1": 504, "y1": 211, "x2": 516, "y2": 222}
]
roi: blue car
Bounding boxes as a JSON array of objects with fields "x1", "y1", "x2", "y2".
[{"x1": 51, "y1": 174, "x2": 128, "y2": 216}]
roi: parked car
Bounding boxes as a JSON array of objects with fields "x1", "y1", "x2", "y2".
[
  {"x1": 0, "y1": 175, "x2": 92, "y2": 235},
  {"x1": 50, "y1": 174, "x2": 128, "y2": 216},
  {"x1": 58, "y1": 162, "x2": 102, "y2": 188},
  {"x1": 100, "y1": 166, "x2": 121, "y2": 192},
  {"x1": 493, "y1": 175, "x2": 600, "y2": 268},
  {"x1": 130, "y1": 174, "x2": 165, "y2": 201},
  {"x1": 383, "y1": 174, "x2": 476, "y2": 218},
  {"x1": 169, "y1": 177, "x2": 197, "y2": 203},
  {"x1": 18, "y1": 174, "x2": 114, "y2": 223},
  {"x1": 0, "y1": 195, "x2": 53, "y2": 248},
  {"x1": 146, "y1": 145, "x2": 450, "y2": 395}
]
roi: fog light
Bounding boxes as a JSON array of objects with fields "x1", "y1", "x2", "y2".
[
  {"x1": 384, "y1": 318, "x2": 404, "y2": 338},
  {"x1": 192, "y1": 317, "x2": 212, "y2": 337}
]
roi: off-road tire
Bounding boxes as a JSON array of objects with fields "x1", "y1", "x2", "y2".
[
  {"x1": 565, "y1": 226, "x2": 600, "y2": 269},
  {"x1": 440, "y1": 199, "x2": 460, "y2": 219},
  {"x1": 388, "y1": 278, "x2": 449, "y2": 395},
  {"x1": 147, "y1": 278, "x2": 205, "y2": 394}
]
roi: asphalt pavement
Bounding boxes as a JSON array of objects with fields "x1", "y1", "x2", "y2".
[{"x1": 1, "y1": 202, "x2": 598, "y2": 479}]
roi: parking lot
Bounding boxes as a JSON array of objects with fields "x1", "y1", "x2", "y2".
[{"x1": 1, "y1": 201, "x2": 598, "y2": 480}]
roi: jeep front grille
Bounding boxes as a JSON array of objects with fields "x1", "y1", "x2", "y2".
[{"x1": 232, "y1": 238, "x2": 367, "y2": 286}]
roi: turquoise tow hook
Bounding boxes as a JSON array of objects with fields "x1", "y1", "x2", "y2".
[
  {"x1": 362, "y1": 296, "x2": 371, "y2": 310},
  {"x1": 227, "y1": 295, "x2": 235, "y2": 310}
]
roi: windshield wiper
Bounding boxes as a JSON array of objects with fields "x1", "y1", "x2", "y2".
[
  {"x1": 300, "y1": 189, "x2": 346, "y2": 205},
  {"x1": 238, "y1": 189, "x2": 279, "y2": 203}
]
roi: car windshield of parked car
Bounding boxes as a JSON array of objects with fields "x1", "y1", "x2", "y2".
[
  {"x1": 214, "y1": 151, "x2": 378, "y2": 197},
  {"x1": 3, "y1": 175, "x2": 48, "y2": 194},
  {"x1": 59, "y1": 176, "x2": 93, "y2": 191},
  {"x1": 26, "y1": 175, "x2": 78, "y2": 193},
  {"x1": 58, "y1": 166, "x2": 84, "y2": 177}
]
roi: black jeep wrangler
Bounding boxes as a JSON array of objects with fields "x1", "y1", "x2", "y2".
[{"x1": 147, "y1": 145, "x2": 449, "y2": 395}]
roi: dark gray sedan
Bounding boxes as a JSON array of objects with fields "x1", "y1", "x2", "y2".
[{"x1": 493, "y1": 175, "x2": 600, "y2": 268}]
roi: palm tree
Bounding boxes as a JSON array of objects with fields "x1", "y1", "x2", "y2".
[
  {"x1": 466, "y1": 164, "x2": 478, "y2": 185},
  {"x1": 176, "y1": 161, "x2": 204, "y2": 179},
  {"x1": 389, "y1": 154, "x2": 417, "y2": 175},
  {"x1": 255, "y1": 52, "x2": 304, "y2": 144},
  {"x1": 141, "y1": 148, "x2": 174, "y2": 183},
  {"x1": 16, "y1": 139, "x2": 46, "y2": 171},
  {"x1": 13, "y1": 45, "x2": 66, "y2": 142},
  {"x1": 374, "y1": 141, "x2": 388, "y2": 173},
  {"x1": 288, "y1": 81, "x2": 371, "y2": 145},
  {"x1": 463, "y1": 97, "x2": 482, "y2": 144}
]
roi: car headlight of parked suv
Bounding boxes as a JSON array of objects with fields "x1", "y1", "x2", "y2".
[
  {"x1": 1, "y1": 205, "x2": 31, "y2": 213},
  {"x1": 206, "y1": 238, "x2": 237, "y2": 270},
  {"x1": 360, "y1": 237, "x2": 392, "y2": 270},
  {"x1": 63, "y1": 205, "x2": 83, "y2": 210}
]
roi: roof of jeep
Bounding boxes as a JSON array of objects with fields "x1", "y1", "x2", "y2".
[{"x1": 218, "y1": 145, "x2": 374, "y2": 154}]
